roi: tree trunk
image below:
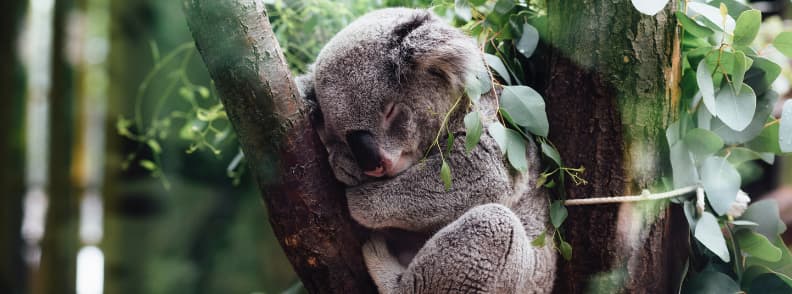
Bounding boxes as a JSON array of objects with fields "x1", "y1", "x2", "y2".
[
  {"x1": 545, "y1": 1, "x2": 684, "y2": 293},
  {"x1": 183, "y1": 1, "x2": 375, "y2": 293},
  {"x1": 0, "y1": 0, "x2": 29, "y2": 293},
  {"x1": 37, "y1": 0, "x2": 79, "y2": 292}
]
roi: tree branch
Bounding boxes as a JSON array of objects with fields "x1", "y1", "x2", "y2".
[{"x1": 183, "y1": 1, "x2": 375, "y2": 292}]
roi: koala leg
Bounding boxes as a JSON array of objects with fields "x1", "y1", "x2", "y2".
[{"x1": 363, "y1": 203, "x2": 549, "y2": 294}]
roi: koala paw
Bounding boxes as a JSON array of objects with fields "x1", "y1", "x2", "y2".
[{"x1": 363, "y1": 234, "x2": 404, "y2": 293}]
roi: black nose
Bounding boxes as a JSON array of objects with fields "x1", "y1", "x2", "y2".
[{"x1": 346, "y1": 130, "x2": 382, "y2": 172}]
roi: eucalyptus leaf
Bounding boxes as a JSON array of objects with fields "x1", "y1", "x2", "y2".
[
  {"x1": 687, "y1": 2, "x2": 736, "y2": 33},
  {"x1": 531, "y1": 231, "x2": 546, "y2": 247},
  {"x1": 494, "y1": 0, "x2": 515, "y2": 14},
  {"x1": 746, "y1": 123, "x2": 781, "y2": 154},
  {"x1": 736, "y1": 229, "x2": 782, "y2": 262},
  {"x1": 697, "y1": 60, "x2": 717, "y2": 115},
  {"x1": 744, "y1": 57, "x2": 781, "y2": 96},
  {"x1": 732, "y1": 51, "x2": 746, "y2": 93},
  {"x1": 670, "y1": 143, "x2": 699, "y2": 188},
  {"x1": 740, "y1": 200, "x2": 786, "y2": 242},
  {"x1": 440, "y1": 160, "x2": 452, "y2": 191},
  {"x1": 772, "y1": 32, "x2": 792, "y2": 58},
  {"x1": 517, "y1": 23, "x2": 539, "y2": 58},
  {"x1": 676, "y1": 12, "x2": 714, "y2": 38},
  {"x1": 631, "y1": 0, "x2": 668, "y2": 16},
  {"x1": 499, "y1": 86, "x2": 549, "y2": 136},
  {"x1": 733, "y1": 9, "x2": 761, "y2": 46},
  {"x1": 700, "y1": 156, "x2": 741, "y2": 216},
  {"x1": 488, "y1": 122, "x2": 508, "y2": 154},
  {"x1": 454, "y1": 0, "x2": 472, "y2": 21},
  {"x1": 484, "y1": 53, "x2": 512, "y2": 85},
  {"x1": 726, "y1": 147, "x2": 762, "y2": 166},
  {"x1": 693, "y1": 212, "x2": 731, "y2": 262},
  {"x1": 715, "y1": 83, "x2": 756, "y2": 131},
  {"x1": 559, "y1": 240, "x2": 572, "y2": 261},
  {"x1": 541, "y1": 142, "x2": 562, "y2": 166},
  {"x1": 711, "y1": 89, "x2": 777, "y2": 144},
  {"x1": 505, "y1": 129, "x2": 528, "y2": 172},
  {"x1": 464, "y1": 112, "x2": 483, "y2": 153},
  {"x1": 779, "y1": 100, "x2": 792, "y2": 152},
  {"x1": 682, "y1": 270, "x2": 740, "y2": 293},
  {"x1": 684, "y1": 128, "x2": 724, "y2": 161}
]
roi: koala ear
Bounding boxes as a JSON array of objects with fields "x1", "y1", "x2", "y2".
[
  {"x1": 389, "y1": 11, "x2": 481, "y2": 90},
  {"x1": 295, "y1": 65, "x2": 325, "y2": 127}
]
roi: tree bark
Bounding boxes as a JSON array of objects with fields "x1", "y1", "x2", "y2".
[
  {"x1": 183, "y1": 1, "x2": 375, "y2": 293},
  {"x1": 0, "y1": 0, "x2": 29, "y2": 293},
  {"x1": 545, "y1": 1, "x2": 684, "y2": 293},
  {"x1": 37, "y1": 0, "x2": 79, "y2": 293}
]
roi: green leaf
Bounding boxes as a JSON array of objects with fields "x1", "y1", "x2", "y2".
[
  {"x1": 715, "y1": 83, "x2": 756, "y2": 131},
  {"x1": 748, "y1": 273, "x2": 792, "y2": 293},
  {"x1": 740, "y1": 200, "x2": 787, "y2": 242},
  {"x1": 499, "y1": 86, "x2": 549, "y2": 136},
  {"x1": 736, "y1": 229, "x2": 782, "y2": 262},
  {"x1": 746, "y1": 122, "x2": 781, "y2": 154},
  {"x1": 488, "y1": 122, "x2": 508, "y2": 154},
  {"x1": 464, "y1": 112, "x2": 483, "y2": 153},
  {"x1": 445, "y1": 132, "x2": 454, "y2": 155},
  {"x1": 454, "y1": 0, "x2": 472, "y2": 20},
  {"x1": 440, "y1": 160, "x2": 452, "y2": 191},
  {"x1": 140, "y1": 160, "x2": 157, "y2": 171},
  {"x1": 694, "y1": 212, "x2": 731, "y2": 262},
  {"x1": 732, "y1": 220, "x2": 759, "y2": 227},
  {"x1": 494, "y1": 0, "x2": 515, "y2": 14},
  {"x1": 745, "y1": 57, "x2": 782, "y2": 96},
  {"x1": 712, "y1": 89, "x2": 778, "y2": 144},
  {"x1": 733, "y1": 9, "x2": 761, "y2": 46},
  {"x1": 559, "y1": 240, "x2": 572, "y2": 261},
  {"x1": 682, "y1": 270, "x2": 740, "y2": 293},
  {"x1": 516, "y1": 23, "x2": 539, "y2": 59},
  {"x1": 505, "y1": 129, "x2": 528, "y2": 172},
  {"x1": 780, "y1": 100, "x2": 792, "y2": 152},
  {"x1": 550, "y1": 200, "x2": 568, "y2": 229},
  {"x1": 484, "y1": 53, "x2": 512, "y2": 85},
  {"x1": 631, "y1": 0, "x2": 669, "y2": 16},
  {"x1": 726, "y1": 147, "x2": 762, "y2": 166},
  {"x1": 697, "y1": 60, "x2": 716, "y2": 115},
  {"x1": 676, "y1": 11, "x2": 714, "y2": 38},
  {"x1": 701, "y1": 156, "x2": 740, "y2": 216},
  {"x1": 531, "y1": 231, "x2": 546, "y2": 247},
  {"x1": 541, "y1": 142, "x2": 562, "y2": 166},
  {"x1": 772, "y1": 32, "x2": 792, "y2": 58},
  {"x1": 687, "y1": 2, "x2": 736, "y2": 33},
  {"x1": 683, "y1": 128, "x2": 723, "y2": 161},
  {"x1": 670, "y1": 143, "x2": 699, "y2": 188},
  {"x1": 197, "y1": 86, "x2": 210, "y2": 99},
  {"x1": 146, "y1": 140, "x2": 162, "y2": 154},
  {"x1": 731, "y1": 51, "x2": 747, "y2": 93}
]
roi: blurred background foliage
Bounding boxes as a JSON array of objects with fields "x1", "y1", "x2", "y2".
[{"x1": 3, "y1": 0, "x2": 792, "y2": 294}]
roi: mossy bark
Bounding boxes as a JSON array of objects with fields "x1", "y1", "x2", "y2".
[
  {"x1": 183, "y1": 1, "x2": 375, "y2": 293},
  {"x1": 0, "y1": 0, "x2": 29, "y2": 293},
  {"x1": 545, "y1": 1, "x2": 685, "y2": 293}
]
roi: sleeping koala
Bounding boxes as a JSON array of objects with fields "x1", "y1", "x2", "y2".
[{"x1": 296, "y1": 8, "x2": 556, "y2": 293}]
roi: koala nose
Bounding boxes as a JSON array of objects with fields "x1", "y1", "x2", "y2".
[{"x1": 346, "y1": 130, "x2": 383, "y2": 173}]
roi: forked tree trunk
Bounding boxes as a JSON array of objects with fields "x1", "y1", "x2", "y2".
[
  {"x1": 185, "y1": 0, "x2": 684, "y2": 293},
  {"x1": 544, "y1": 1, "x2": 685, "y2": 293},
  {"x1": 183, "y1": 1, "x2": 375, "y2": 293}
]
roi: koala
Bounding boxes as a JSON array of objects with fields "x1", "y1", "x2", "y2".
[{"x1": 296, "y1": 8, "x2": 556, "y2": 294}]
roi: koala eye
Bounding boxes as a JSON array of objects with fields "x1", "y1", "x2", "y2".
[{"x1": 383, "y1": 102, "x2": 397, "y2": 124}]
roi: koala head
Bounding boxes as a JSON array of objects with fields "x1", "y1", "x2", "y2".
[{"x1": 299, "y1": 8, "x2": 482, "y2": 186}]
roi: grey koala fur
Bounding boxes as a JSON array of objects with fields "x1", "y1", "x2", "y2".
[{"x1": 296, "y1": 8, "x2": 556, "y2": 293}]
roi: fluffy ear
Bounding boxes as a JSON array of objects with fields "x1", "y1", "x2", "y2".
[
  {"x1": 389, "y1": 11, "x2": 482, "y2": 90},
  {"x1": 295, "y1": 65, "x2": 325, "y2": 128}
]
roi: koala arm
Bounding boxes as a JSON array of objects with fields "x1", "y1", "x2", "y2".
[{"x1": 347, "y1": 131, "x2": 515, "y2": 232}]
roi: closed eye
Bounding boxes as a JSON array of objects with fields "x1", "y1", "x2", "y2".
[{"x1": 384, "y1": 102, "x2": 397, "y2": 123}]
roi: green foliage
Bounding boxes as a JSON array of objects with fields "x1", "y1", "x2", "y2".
[{"x1": 669, "y1": 1, "x2": 792, "y2": 291}]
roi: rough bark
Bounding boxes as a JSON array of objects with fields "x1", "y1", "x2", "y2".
[
  {"x1": 0, "y1": 0, "x2": 29, "y2": 293},
  {"x1": 183, "y1": 1, "x2": 375, "y2": 293},
  {"x1": 545, "y1": 1, "x2": 684, "y2": 293}
]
